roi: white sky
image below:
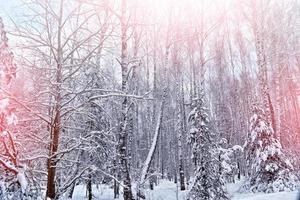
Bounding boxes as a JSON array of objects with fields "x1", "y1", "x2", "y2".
[{"x1": 0, "y1": 0, "x2": 18, "y2": 19}]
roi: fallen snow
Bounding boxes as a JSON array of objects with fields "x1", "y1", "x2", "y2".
[
  {"x1": 72, "y1": 180, "x2": 188, "y2": 200},
  {"x1": 227, "y1": 180, "x2": 298, "y2": 200},
  {"x1": 70, "y1": 179, "x2": 299, "y2": 200}
]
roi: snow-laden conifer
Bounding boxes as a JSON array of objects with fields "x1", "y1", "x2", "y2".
[
  {"x1": 242, "y1": 106, "x2": 298, "y2": 193},
  {"x1": 188, "y1": 96, "x2": 229, "y2": 200}
]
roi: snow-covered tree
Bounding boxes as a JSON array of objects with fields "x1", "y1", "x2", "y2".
[
  {"x1": 242, "y1": 106, "x2": 298, "y2": 193},
  {"x1": 219, "y1": 143, "x2": 243, "y2": 183},
  {"x1": 188, "y1": 96, "x2": 229, "y2": 200},
  {"x1": 10, "y1": 1, "x2": 113, "y2": 198},
  {"x1": 3, "y1": 0, "x2": 300, "y2": 199},
  {"x1": 0, "y1": 17, "x2": 29, "y2": 199}
]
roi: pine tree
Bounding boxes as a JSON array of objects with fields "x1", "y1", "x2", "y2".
[
  {"x1": 188, "y1": 96, "x2": 229, "y2": 200},
  {"x1": 242, "y1": 106, "x2": 298, "y2": 193}
]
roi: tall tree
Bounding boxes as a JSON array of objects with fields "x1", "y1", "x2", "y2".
[
  {"x1": 117, "y1": 0, "x2": 134, "y2": 199},
  {"x1": 188, "y1": 94, "x2": 229, "y2": 200}
]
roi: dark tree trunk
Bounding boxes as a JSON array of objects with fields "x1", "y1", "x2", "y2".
[
  {"x1": 46, "y1": 119, "x2": 60, "y2": 199},
  {"x1": 237, "y1": 162, "x2": 241, "y2": 180},
  {"x1": 45, "y1": 1, "x2": 63, "y2": 199},
  {"x1": 114, "y1": 179, "x2": 119, "y2": 199},
  {"x1": 87, "y1": 175, "x2": 92, "y2": 200},
  {"x1": 174, "y1": 172, "x2": 178, "y2": 184},
  {"x1": 179, "y1": 159, "x2": 186, "y2": 191},
  {"x1": 113, "y1": 159, "x2": 119, "y2": 199}
]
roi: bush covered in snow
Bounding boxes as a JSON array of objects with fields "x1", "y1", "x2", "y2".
[{"x1": 219, "y1": 144, "x2": 243, "y2": 183}]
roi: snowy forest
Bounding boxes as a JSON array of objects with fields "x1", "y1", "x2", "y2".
[{"x1": 0, "y1": 0, "x2": 300, "y2": 199}]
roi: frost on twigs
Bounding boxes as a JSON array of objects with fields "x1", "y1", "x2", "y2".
[{"x1": 241, "y1": 106, "x2": 298, "y2": 193}]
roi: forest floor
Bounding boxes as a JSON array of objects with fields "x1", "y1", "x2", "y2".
[{"x1": 71, "y1": 179, "x2": 299, "y2": 200}]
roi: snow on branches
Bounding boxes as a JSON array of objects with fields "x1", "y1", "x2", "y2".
[
  {"x1": 0, "y1": 17, "x2": 29, "y2": 199},
  {"x1": 188, "y1": 97, "x2": 229, "y2": 200},
  {"x1": 241, "y1": 106, "x2": 298, "y2": 193}
]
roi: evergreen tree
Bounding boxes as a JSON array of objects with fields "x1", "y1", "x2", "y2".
[
  {"x1": 242, "y1": 106, "x2": 298, "y2": 193},
  {"x1": 188, "y1": 96, "x2": 229, "y2": 200}
]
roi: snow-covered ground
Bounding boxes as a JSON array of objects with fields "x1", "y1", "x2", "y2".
[
  {"x1": 71, "y1": 180, "x2": 299, "y2": 200},
  {"x1": 227, "y1": 181, "x2": 299, "y2": 200}
]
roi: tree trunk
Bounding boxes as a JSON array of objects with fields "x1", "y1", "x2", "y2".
[
  {"x1": 138, "y1": 101, "x2": 164, "y2": 198},
  {"x1": 46, "y1": 1, "x2": 63, "y2": 199},
  {"x1": 114, "y1": 180, "x2": 119, "y2": 199},
  {"x1": 113, "y1": 159, "x2": 119, "y2": 199},
  {"x1": 46, "y1": 115, "x2": 60, "y2": 199},
  {"x1": 254, "y1": 16, "x2": 277, "y2": 138},
  {"x1": 87, "y1": 175, "x2": 92, "y2": 200},
  {"x1": 118, "y1": 0, "x2": 133, "y2": 199},
  {"x1": 179, "y1": 160, "x2": 185, "y2": 191}
]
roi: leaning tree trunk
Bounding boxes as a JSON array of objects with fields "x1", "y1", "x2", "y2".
[{"x1": 137, "y1": 100, "x2": 164, "y2": 199}]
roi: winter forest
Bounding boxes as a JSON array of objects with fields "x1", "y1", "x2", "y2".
[{"x1": 1, "y1": 0, "x2": 300, "y2": 199}]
